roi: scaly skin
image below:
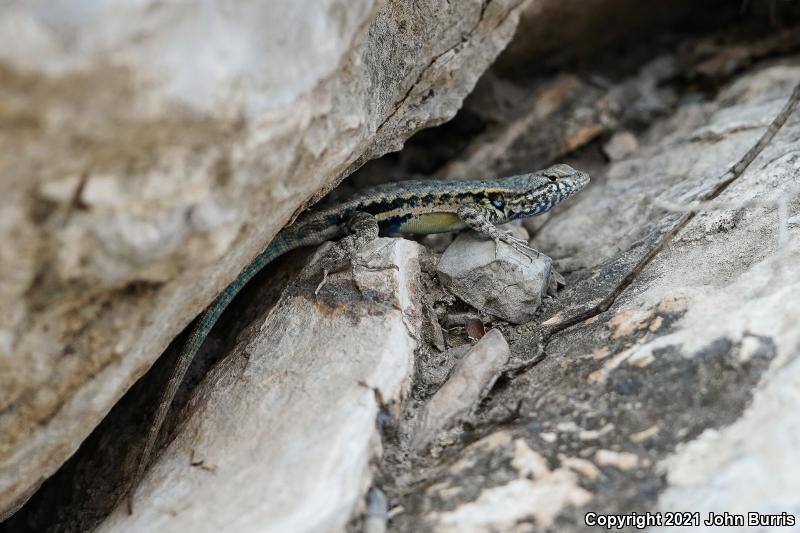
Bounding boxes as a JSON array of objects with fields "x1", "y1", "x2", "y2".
[{"x1": 129, "y1": 163, "x2": 590, "y2": 510}]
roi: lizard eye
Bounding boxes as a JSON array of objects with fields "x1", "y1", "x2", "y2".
[
  {"x1": 490, "y1": 194, "x2": 505, "y2": 209},
  {"x1": 548, "y1": 175, "x2": 558, "y2": 183}
]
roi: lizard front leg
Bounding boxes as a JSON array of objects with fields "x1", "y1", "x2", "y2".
[
  {"x1": 456, "y1": 204, "x2": 540, "y2": 260},
  {"x1": 315, "y1": 211, "x2": 380, "y2": 294}
]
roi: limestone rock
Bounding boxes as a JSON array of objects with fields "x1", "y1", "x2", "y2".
[
  {"x1": 390, "y1": 64, "x2": 800, "y2": 532},
  {"x1": 437, "y1": 229, "x2": 552, "y2": 324},
  {"x1": 0, "y1": 0, "x2": 527, "y2": 516},
  {"x1": 96, "y1": 238, "x2": 424, "y2": 532},
  {"x1": 413, "y1": 329, "x2": 510, "y2": 450}
]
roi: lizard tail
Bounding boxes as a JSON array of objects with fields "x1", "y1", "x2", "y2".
[{"x1": 127, "y1": 233, "x2": 299, "y2": 512}]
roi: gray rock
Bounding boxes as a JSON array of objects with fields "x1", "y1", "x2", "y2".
[
  {"x1": 391, "y1": 64, "x2": 800, "y2": 533},
  {"x1": 364, "y1": 487, "x2": 389, "y2": 533},
  {"x1": 94, "y1": 238, "x2": 424, "y2": 531},
  {"x1": 0, "y1": 0, "x2": 528, "y2": 516},
  {"x1": 413, "y1": 329, "x2": 510, "y2": 450},
  {"x1": 437, "y1": 231, "x2": 552, "y2": 324},
  {"x1": 602, "y1": 130, "x2": 639, "y2": 161},
  {"x1": 418, "y1": 344, "x2": 473, "y2": 389}
]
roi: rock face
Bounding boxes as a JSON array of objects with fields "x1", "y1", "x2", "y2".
[
  {"x1": 97, "y1": 238, "x2": 425, "y2": 532},
  {"x1": 0, "y1": 0, "x2": 528, "y2": 518},
  {"x1": 4, "y1": 2, "x2": 800, "y2": 531},
  {"x1": 389, "y1": 64, "x2": 800, "y2": 532}
]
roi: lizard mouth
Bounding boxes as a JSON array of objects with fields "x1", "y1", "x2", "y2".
[{"x1": 562, "y1": 170, "x2": 590, "y2": 194}]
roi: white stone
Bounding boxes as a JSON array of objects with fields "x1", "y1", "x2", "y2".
[
  {"x1": 98, "y1": 238, "x2": 423, "y2": 532},
  {"x1": 437, "y1": 231, "x2": 552, "y2": 324},
  {"x1": 413, "y1": 329, "x2": 510, "y2": 449},
  {"x1": 0, "y1": 0, "x2": 528, "y2": 516}
]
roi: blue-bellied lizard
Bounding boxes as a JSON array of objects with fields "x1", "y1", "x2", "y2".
[{"x1": 129, "y1": 163, "x2": 589, "y2": 509}]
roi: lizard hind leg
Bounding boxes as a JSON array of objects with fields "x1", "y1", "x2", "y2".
[
  {"x1": 314, "y1": 211, "x2": 380, "y2": 295},
  {"x1": 456, "y1": 205, "x2": 540, "y2": 261}
]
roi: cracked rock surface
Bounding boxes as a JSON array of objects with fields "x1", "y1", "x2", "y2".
[
  {"x1": 437, "y1": 228, "x2": 552, "y2": 324},
  {"x1": 385, "y1": 64, "x2": 800, "y2": 533},
  {"x1": 412, "y1": 329, "x2": 510, "y2": 450},
  {"x1": 0, "y1": 0, "x2": 527, "y2": 517},
  {"x1": 4, "y1": 3, "x2": 800, "y2": 532},
  {"x1": 95, "y1": 238, "x2": 426, "y2": 532}
]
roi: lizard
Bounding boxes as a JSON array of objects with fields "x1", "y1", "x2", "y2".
[{"x1": 128, "y1": 163, "x2": 590, "y2": 510}]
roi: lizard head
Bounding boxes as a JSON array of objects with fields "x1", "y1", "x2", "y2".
[{"x1": 493, "y1": 164, "x2": 590, "y2": 222}]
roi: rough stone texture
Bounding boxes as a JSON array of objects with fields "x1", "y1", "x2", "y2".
[
  {"x1": 437, "y1": 228, "x2": 552, "y2": 323},
  {"x1": 95, "y1": 238, "x2": 424, "y2": 532},
  {"x1": 0, "y1": 0, "x2": 529, "y2": 517},
  {"x1": 426, "y1": 432, "x2": 593, "y2": 531},
  {"x1": 385, "y1": 64, "x2": 800, "y2": 531},
  {"x1": 412, "y1": 329, "x2": 509, "y2": 450},
  {"x1": 5, "y1": 4, "x2": 800, "y2": 531},
  {"x1": 653, "y1": 355, "x2": 800, "y2": 531}
]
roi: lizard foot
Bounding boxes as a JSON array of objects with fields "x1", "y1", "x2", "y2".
[
  {"x1": 313, "y1": 211, "x2": 380, "y2": 296},
  {"x1": 497, "y1": 231, "x2": 540, "y2": 261},
  {"x1": 352, "y1": 242, "x2": 400, "y2": 273},
  {"x1": 314, "y1": 250, "x2": 399, "y2": 296}
]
